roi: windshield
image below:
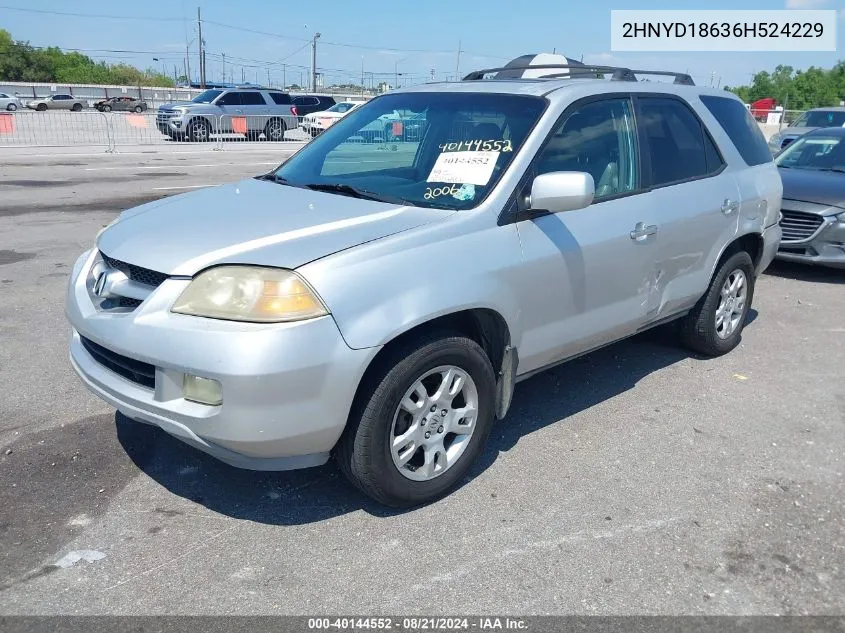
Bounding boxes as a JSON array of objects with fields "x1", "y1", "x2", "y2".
[
  {"x1": 273, "y1": 92, "x2": 546, "y2": 210},
  {"x1": 192, "y1": 89, "x2": 223, "y2": 104},
  {"x1": 327, "y1": 103, "x2": 355, "y2": 113},
  {"x1": 775, "y1": 135, "x2": 845, "y2": 171},
  {"x1": 791, "y1": 110, "x2": 845, "y2": 128}
]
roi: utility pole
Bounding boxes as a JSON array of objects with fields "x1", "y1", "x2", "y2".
[
  {"x1": 361, "y1": 56, "x2": 364, "y2": 96},
  {"x1": 455, "y1": 40, "x2": 461, "y2": 80},
  {"x1": 310, "y1": 32, "x2": 321, "y2": 92},
  {"x1": 282, "y1": 64, "x2": 286, "y2": 89},
  {"x1": 222, "y1": 53, "x2": 226, "y2": 84},
  {"x1": 267, "y1": 68, "x2": 271, "y2": 87},
  {"x1": 185, "y1": 45, "x2": 191, "y2": 86},
  {"x1": 197, "y1": 7, "x2": 205, "y2": 88}
]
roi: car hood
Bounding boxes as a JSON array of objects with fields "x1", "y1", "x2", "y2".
[
  {"x1": 779, "y1": 168, "x2": 845, "y2": 212},
  {"x1": 159, "y1": 101, "x2": 195, "y2": 110},
  {"x1": 97, "y1": 178, "x2": 453, "y2": 276}
]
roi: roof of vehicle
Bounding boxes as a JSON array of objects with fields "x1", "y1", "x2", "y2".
[
  {"x1": 805, "y1": 126, "x2": 845, "y2": 136},
  {"x1": 393, "y1": 77, "x2": 741, "y2": 102}
]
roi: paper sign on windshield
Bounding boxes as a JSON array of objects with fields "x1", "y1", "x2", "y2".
[{"x1": 427, "y1": 151, "x2": 499, "y2": 186}]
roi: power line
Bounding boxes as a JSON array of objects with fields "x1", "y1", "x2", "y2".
[{"x1": 0, "y1": 4, "x2": 183, "y2": 21}]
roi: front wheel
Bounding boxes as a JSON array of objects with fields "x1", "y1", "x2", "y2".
[
  {"x1": 680, "y1": 251, "x2": 755, "y2": 357},
  {"x1": 133, "y1": 105, "x2": 143, "y2": 113},
  {"x1": 36, "y1": 103, "x2": 47, "y2": 111},
  {"x1": 186, "y1": 118, "x2": 211, "y2": 142},
  {"x1": 102, "y1": 105, "x2": 112, "y2": 112},
  {"x1": 335, "y1": 334, "x2": 496, "y2": 507}
]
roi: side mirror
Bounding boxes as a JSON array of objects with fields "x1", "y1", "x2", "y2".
[{"x1": 528, "y1": 171, "x2": 595, "y2": 214}]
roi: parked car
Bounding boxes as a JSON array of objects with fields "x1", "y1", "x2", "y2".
[
  {"x1": 768, "y1": 107, "x2": 845, "y2": 153},
  {"x1": 750, "y1": 97, "x2": 777, "y2": 122},
  {"x1": 67, "y1": 60, "x2": 782, "y2": 507},
  {"x1": 156, "y1": 87, "x2": 298, "y2": 142},
  {"x1": 292, "y1": 95, "x2": 337, "y2": 116},
  {"x1": 300, "y1": 101, "x2": 360, "y2": 136},
  {"x1": 0, "y1": 92, "x2": 23, "y2": 111},
  {"x1": 773, "y1": 127, "x2": 845, "y2": 269},
  {"x1": 26, "y1": 94, "x2": 86, "y2": 111},
  {"x1": 95, "y1": 96, "x2": 148, "y2": 113}
]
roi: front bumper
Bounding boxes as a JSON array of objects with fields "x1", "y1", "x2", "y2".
[
  {"x1": 66, "y1": 250, "x2": 378, "y2": 470},
  {"x1": 776, "y1": 215, "x2": 845, "y2": 269}
]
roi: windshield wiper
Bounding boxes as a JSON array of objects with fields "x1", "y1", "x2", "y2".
[
  {"x1": 302, "y1": 183, "x2": 406, "y2": 204},
  {"x1": 257, "y1": 173, "x2": 290, "y2": 185},
  {"x1": 817, "y1": 167, "x2": 845, "y2": 174}
]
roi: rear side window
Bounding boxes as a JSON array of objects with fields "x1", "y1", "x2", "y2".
[
  {"x1": 637, "y1": 97, "x2": 722, "y2": 187},
  {"x1": 700, "y1": 95, "x2": 772, "y2": 166},
  {"x1": 269, "y1": 92, "x2": 291, "y2": 105},
  {"x1": 294, "y1": 96, "x2": 319, "y2": 106},
  {"x1": 239, "y1": 91, "x2": 266, "y2": 105}
]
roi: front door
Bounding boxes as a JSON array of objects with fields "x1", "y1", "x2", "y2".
[{"x1": 514, "y1": 96, "x2": 660, "y2": 374}]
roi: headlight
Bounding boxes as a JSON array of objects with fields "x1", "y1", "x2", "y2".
[
  {"x1": 171, "y1": 266, "x2": 328, "y2": 323},
  {"x1": 836, "y1": 211, "x2": 845, "y2": 223}
]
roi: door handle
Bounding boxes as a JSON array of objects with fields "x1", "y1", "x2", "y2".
[
  {"x1": 721, "y1": 199, "x2": 739, "y2": 215},
  {"x1": 630, "y1": 222, "x2": 659, "y2": 241}
]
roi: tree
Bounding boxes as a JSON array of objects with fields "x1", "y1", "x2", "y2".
[
  {"x1": 727, "y1": 62, "x2": 843, "y2": 109},
  {"x1": 0, "y1": 28, "x2": 175, "y2": 86}
]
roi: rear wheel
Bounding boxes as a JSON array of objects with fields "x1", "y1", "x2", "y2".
[
  {"x1": 186, "y1": 117, "x2": 211, "y2": 142},
  {"x1": 335, "y1": 333, "x2": 496, "y2": 507},
  {"x1": 71, "y1": 103, "x2": 82, "y2": 112},
  {"x1": 36, "y1": 103, "x2": 47, "y2": 112},
  {"x1": 680, "y1": 251, "x2": 755, "y2": 357},
  {"x1": 133, "y1": 105, "x2": 143, "y2": 113},
  {"x1": 102, "y1": 105, "x2": 112, "y2": 113},
  {"x1": 263, "y1": 118, "x2": 286, "y2": 142},
  {"x1": 6, "y1": 103, "x2": 16, "y2": 112}
]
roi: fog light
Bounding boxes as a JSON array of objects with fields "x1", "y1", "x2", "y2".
[{"x1": 183, "y1": 374, "x2": 222, "y2": 406}]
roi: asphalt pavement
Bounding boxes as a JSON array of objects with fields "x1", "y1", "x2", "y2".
[{"x1": 0, "y1": 144, "x2": 843, "y2": 615}]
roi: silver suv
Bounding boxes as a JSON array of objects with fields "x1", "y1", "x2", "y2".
[
  {"x1": 67, "y1": 62, "x2": 783, "y2": 506},
  {"x1": 156, "y1": 87, "x2": 298, "y2": 142}
]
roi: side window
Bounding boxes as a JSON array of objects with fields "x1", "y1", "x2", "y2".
[
  {"x1": 269, "y1": 92, "x2": 291, "y2": 105},
  {"x1": 637, "y1": 97, "x2": 717, "y2": 186},
  {"x1": 699, "y1": 95, "x2": 772, "y2": 166},
  {"x1": 239, "y1": 91, "x2": 266, "y2": 106},
  {"x1": 216, "y1": 92, "x2": 242, "y2": 106},
  {"x1": 0, "y1": 94, "x2": 7, "y2": 99},
  {"x1": 535, "y1": 98, "x2": 638, "y2": 200}
]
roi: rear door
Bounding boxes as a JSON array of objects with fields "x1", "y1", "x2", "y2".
[
  {"x1": 632, "y1": 95, "x2": 739, "y2": 322},
  {"x1": 513, "y1": 95, "x2": 660, "y2": 372},
  {"x1": 238, "y1": 90, "x2": 270, "y2": 131}
]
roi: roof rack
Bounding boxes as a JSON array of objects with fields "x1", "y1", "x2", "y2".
[{"x1": 462, "y1": 64, "x2": 694, "y2": 86}]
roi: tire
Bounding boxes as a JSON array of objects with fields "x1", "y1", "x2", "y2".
[
  {"x1": 102, "y1": 105, "x2": 112, "y2": 113},
  {"x1": 36, "y1": 103, "x2": 47, "y2": 112},
  {"x1": 263, "y1": 118, "x2": 286, "y2": 142},
  {"x1": 6, "y1": 103, "x2": 16, "y2": 112},
  {"x1": 71, "y1": 103, "x2": 82, "y2": 112},
  {"x1": 133, "y1": 105, "x2": 142, "y2": 113},
  {"x1": 186, "y1": 117, "x2": 211, "y2": 142},
  {"x1": 335, "y1": 333, "x2": 496, "y2": 507},
  {"x1": 680, "y1": 251, "x2": 755, "y2": 357}
]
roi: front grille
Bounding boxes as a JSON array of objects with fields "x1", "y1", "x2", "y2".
[
  {"x1": 779, "y1": 209, "x2": 824, "y2": 242},
  {"x1": 80, "y1": 336, "x2": 155, "y2": 389},
  {"x1": 100, "y1": 252, "x2": 168, "y2": 288}
]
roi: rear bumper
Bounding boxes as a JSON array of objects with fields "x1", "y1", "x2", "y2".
[{"x1": 757, "y1": 222, "x2": 782, "y2": 275}]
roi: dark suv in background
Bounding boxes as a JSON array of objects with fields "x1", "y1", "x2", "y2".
[{"x1": 292, "y1": 95, "x2": 336, "y2": 116}]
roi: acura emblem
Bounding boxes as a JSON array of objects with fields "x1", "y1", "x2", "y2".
[{"x1": 93, "y1": 271, "x2": 109, "y2": 297}]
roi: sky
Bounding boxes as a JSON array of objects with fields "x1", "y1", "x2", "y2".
[{"x1": 0, "y1": 0, "x2": 842, "y2": 89}]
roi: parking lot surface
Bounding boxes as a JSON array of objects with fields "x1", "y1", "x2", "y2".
[{"x1": 0, "y1": 145, "x2": 843, "y2": 615}]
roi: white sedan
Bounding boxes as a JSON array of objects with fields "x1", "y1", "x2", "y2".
[{"x1": 300, "y1": 101, "x2": 361, "y2": 137}]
